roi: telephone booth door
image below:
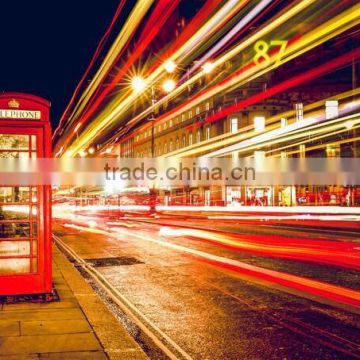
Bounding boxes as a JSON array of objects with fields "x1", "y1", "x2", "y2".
[{"x1": 0, "y1": 93, "x2": 52, "y2": 296}]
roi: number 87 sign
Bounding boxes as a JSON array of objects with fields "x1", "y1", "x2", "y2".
[{"x1": 254, "y1": 40, "x2": 288, "y2": 66}]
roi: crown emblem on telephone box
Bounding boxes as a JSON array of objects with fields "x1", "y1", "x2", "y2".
[{"x1": 8, "y1": 99, "x2": 20, "y2": 108}]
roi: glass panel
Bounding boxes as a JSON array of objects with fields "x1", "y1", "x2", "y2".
[
  {"x1": 31, "y1": 206, "x2": 38, "y2": 217},
  {"x1": 32, "y1": 257, "x2": 38, "y2": 273},
  {"x1": 32, "y1": 222, "x2": 38, "y2": 237},
  {"x1": 31, "y1": 135, "x2": 37, "y2": 150},
  {"x1": 0, "y1": 223, "x2": 30, "y2": 238},
  {"x1": 0, "y1": 241, "x2": 30, "y2": 256},
  {"x1": 0, "y1": 258, "x2": 30, "y2": 274},
  {"x1": 31, "y1": 187, "x2": 38, "y2": 203},
  {"x1": 0, "y1": 151, "x2": 29, "y2": 159},
  {"x1": 0, "y1": 135, "x2": 29, "y2": 150},
  {"x1": 32, "y1": 240, "x2": 37, "y2": 256},
  {"x1": 0, "y1": 187, "x2": 30, "y2": 203},
  {"x1": 0, "y1": 205, "x2": 30, "y2": 220}
]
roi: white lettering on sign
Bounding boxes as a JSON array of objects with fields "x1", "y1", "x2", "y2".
[{"x1": 0, "y1": 109, "x2": 41, "y2": 120}]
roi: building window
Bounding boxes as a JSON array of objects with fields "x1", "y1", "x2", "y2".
[
  {"x1": 169, "y1": 140, "x2": 173, "y2": 152},
  {"x1": 189, "y1": 133, "x2": 193, "y2": 145},
  {"x1": 175, "y1": 138, "x2": 179, "y2": 150},
  {"x1": 254, "y1": 151, "x2": 265, "y2": 160},
  {"x1": 205, "y1": 102, "x2": 210, "y2": 111},
  {"x1": 169, "y1": 119, "x2": 173, "y2": 127},
  {"x1": 205, "y1": 126, "x2": 210, "y2": 140},
  {"x1": 164, "y1": 142, "x2": 167, "y2": 154},
  {"x1": 181, "y1": 114, "x2": 185, "y2": 122},
  {"x1": 163, "y1": 122, "x2": 167, "y2": 130},
  {"x1": 295, "y1": 103, "x2": 303, "y2": 122},
  {"x1": 325, "y1": 100, "x2": 339, "y2": 120},
  {"x1": 196, "y1": 106, "x2": 200, "y2": 115},
  {"x1": 188, "y1": 110, "x2": 193, "y2": 119},
  {"x1": 326, "y1": 144, "x2": 340, "y2": 157},
  {"x1": 254, "y1": 116, "x2": 265, "y2": 132},
  {"x1": 196, "y1": 130, "x2": 201, "y2": 143},
  {"x1": 182, "y1": 135, "x2": 186, "y2": 148},
  {"x1": 230, "y1": 117, "x2": 238, "y2": 133}
]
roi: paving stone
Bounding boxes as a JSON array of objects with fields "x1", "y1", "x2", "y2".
[
  {"x1": 0, "y1": 333, "x2": 101, "y2": 354},
  {"x1": 0, "y1": 308, "x2": 84, "y2": 322},
  {"x1": 39, "y1": 351, "x2": 107, "y2": 359},
  {"x1": 21, "y1": 319, "x2": 91, "y2": 336},
  {"x1": 0, "y1": 320, "x2": 20, "y2": 336},
  {"x1": 0, "y1": 354, "x2": 39, "y2": 359},
  {"x1": 2, "y1": 299, "x2": 78, "y2": 312}
]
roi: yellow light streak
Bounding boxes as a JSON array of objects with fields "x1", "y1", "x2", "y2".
[
  {"x1": 65, "y1": 1, "x2": 360, "y2": 157},
  {"x1": 165, "y1": 89, "x2": 360, "y2": 158}
]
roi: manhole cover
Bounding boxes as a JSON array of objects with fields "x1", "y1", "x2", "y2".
[{"x1": 84, "y1": 257, "x2": 144, "y2": 267}]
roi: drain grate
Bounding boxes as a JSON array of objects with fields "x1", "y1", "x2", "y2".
[{"x1": 84, "y1": 256, "x2": 144, "y2": 267}]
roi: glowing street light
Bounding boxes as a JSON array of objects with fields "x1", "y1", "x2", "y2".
[
  {"x1": 131, "y1": 76, "x2": 146, "y2": 93},
  {"x1": 202, "y1": 61, "x2": 215, "y2": 74},
  {"x1": 164, "y1": 60, "x2": 176, "y2": 73},
  {"x1": 162, "y1": 79, "x2": 176, "y2": 93},
  {"x1": 79, "y1": 150, "x2": 87, "y2": 157},
  {"x1": 88, "y1": 147, "x2": 95, "y2": 154}
]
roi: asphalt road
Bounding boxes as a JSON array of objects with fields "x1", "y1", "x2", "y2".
[{"x1": 53, "y1": 212, "x2": 360, "y2": 359}]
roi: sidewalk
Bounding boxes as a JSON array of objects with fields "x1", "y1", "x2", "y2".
[{"x1": 0, "y1": 246, "x2": 147, "y2": 359}]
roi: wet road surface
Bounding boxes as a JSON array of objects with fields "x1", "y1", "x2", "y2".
[{"x1": 53, "y1": 213, "x2": 360, "y2": 359}]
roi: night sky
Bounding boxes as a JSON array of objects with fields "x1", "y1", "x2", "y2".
[{"x1": 0, "y1": 0, "x2": 121, "y2": 129}]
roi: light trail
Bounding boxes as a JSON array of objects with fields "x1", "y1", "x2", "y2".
[
  {"x1": 61, "y1": 0, "x2": 318, "y2": 155},
  {"x1": 161, "y1": 89, "x2": 360, "y2": 158},
  {"x1": 203, "y1": 112, "x2": 360, "y2": 157},
  {"x1": 104, "y1": 0, "x2": 318, "y2": 148},
  {"x1": 59, "y1": 0, "x2": 251, "y2": 155},
  {"x1": 53, "y1": 0, "x2": 127, "y2": 141},
  {"x1": 58, "y1": 0, "x2": 155, "y2": 152},
  {"x1": 61, "y1": 0, "x2": 181, "y2": 146},
  {"x1": 110, "y1": 0, "x2": 359, "y2": 154},
  {"x1": 158, "y1": 226, "x2": 360, "y2": 270},
  {"x1": 54, "y1": 216, "x2": 360, "y2": 309}
]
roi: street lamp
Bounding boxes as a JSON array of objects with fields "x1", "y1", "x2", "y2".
[
  {"x1": 162, "y1": 79, "x2": 176, "y2": 93},
  {"x1": 202, "y1": 61, "x2": 215, "y2": 74},
  {"x1": 164, "y1": 60, "x2": 176, "y2": 73},
  {"x1": 131, "y1": 76, "x2": 146, "y2": 93}
]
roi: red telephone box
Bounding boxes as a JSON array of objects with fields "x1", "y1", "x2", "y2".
[{"x1": 0, "y1": 92, "x2": 52, "y2": 296}]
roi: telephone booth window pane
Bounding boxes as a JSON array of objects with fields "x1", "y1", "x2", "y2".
[
  {"x1": 0, "y1": 187, "x2": 30, "y2": 203},
  {"x1": 0, "y1": 241, "x2": 31, "y2": 256},
  {"x1": 0, "y1": 205, "x2": 30, "y2": 220},
  {"x1": 32, "y1": 222, "x2": 38, "y2": 237},
  {"x1": 31, "y1": 135, "x2": 37, "y2": 150},
  {"x1": 32, "y1": 258, "x2": 38, "y2": 273},
  {"x1": 0, "y1": 151, "x2": 29, "y2": 158},
  {"x1": 31, "y1": 187, "x2": 38, "y2": 203},
  {"x1": 32, "y1": 241, "x2": 38, "y2": 256},
  {"x1": 0, "y1": 223, "x2": 31, "y2": 238},
  {"x1": 0, "y1": 134, "x2": 29, "y2": 150},
  {"x1": 0, "y1": 258, "x2": 30, "y2": 274}
]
